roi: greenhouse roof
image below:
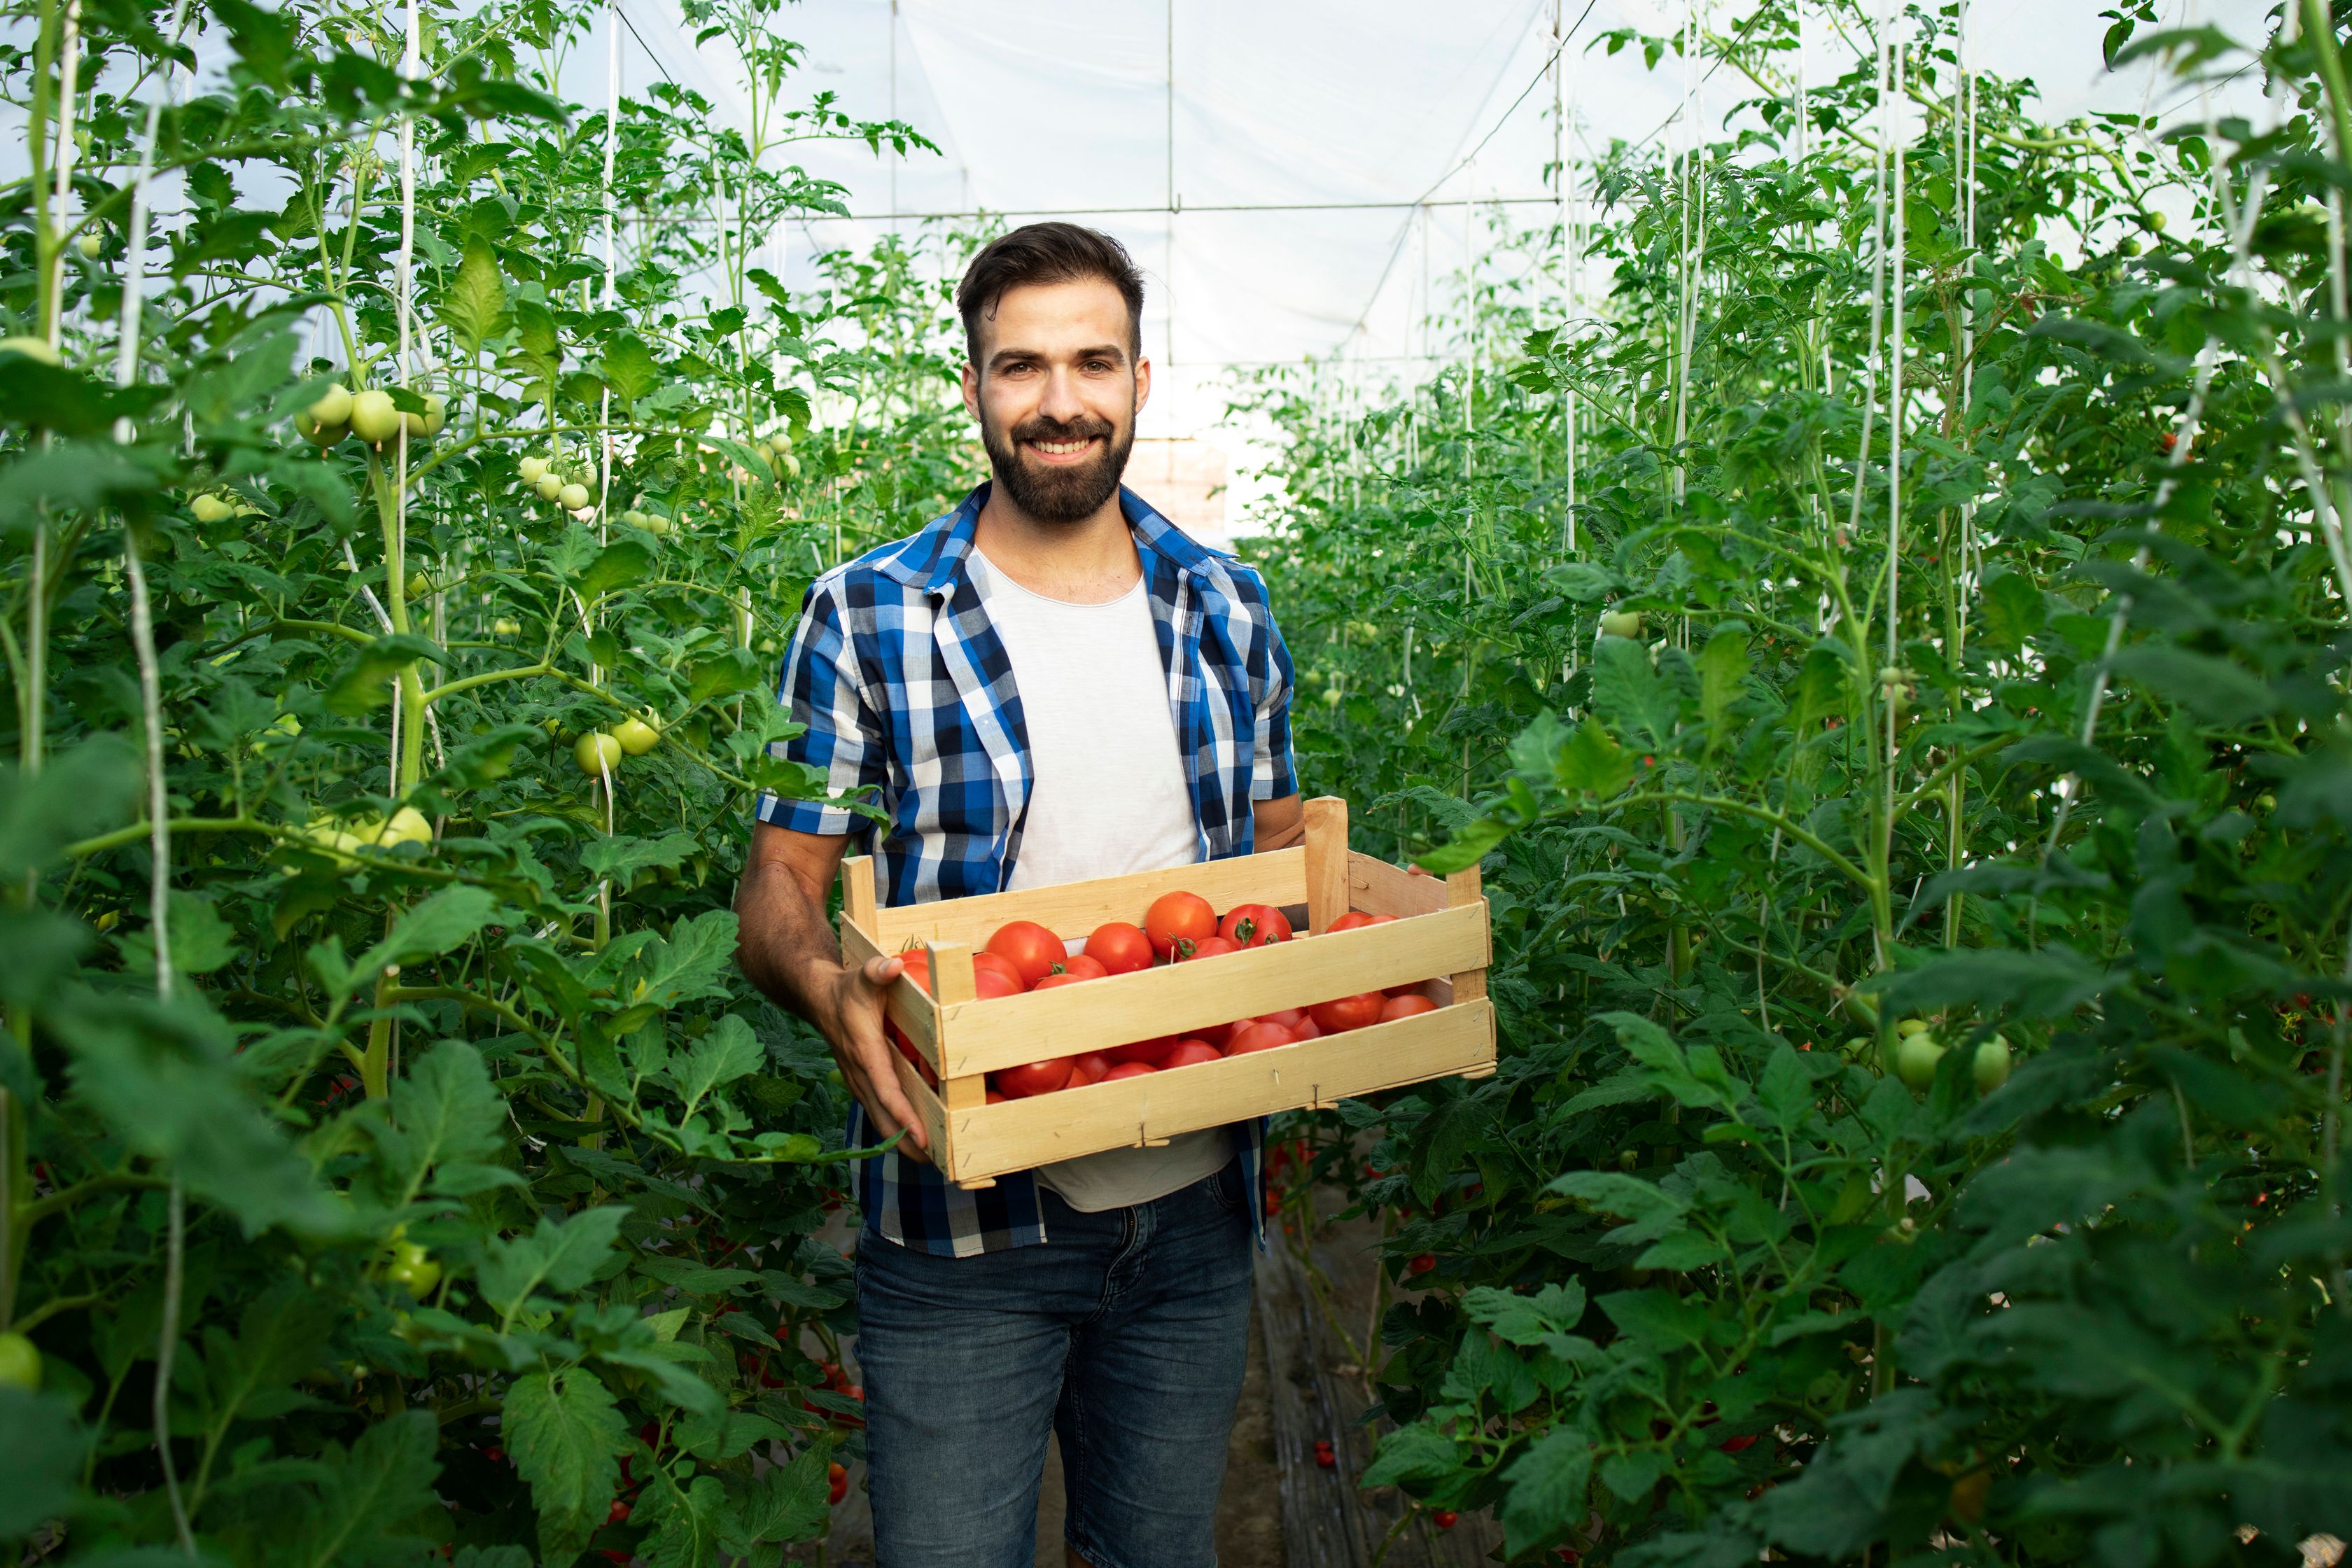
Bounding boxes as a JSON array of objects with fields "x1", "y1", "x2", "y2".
[{"x1": 586, "y1": 0, "x2": 2274, "y2": 457}]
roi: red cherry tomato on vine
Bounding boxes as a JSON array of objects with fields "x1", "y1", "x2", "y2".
[
  {"x1": 1719, "y1": 1434, "x2": 1758, "y2": 1452},
  {"x1": 1432, "y1": 1510, "x2": 1459, "y2": 1530},
  {"x1": 1219, "y1": 903, "x2": 1293, "y2": 947},
  {"x1": 1084, "y1": 922, "x2": 1154, "y2": 975},
  {"x1": 986, "y1": 920, "x2": 1065, "y2": 987},
  {"x1": 1407, "y1": 1253, "x2": 1436, "y2": 1275},
  {"x1": 607, "y1": 1498, "x2": 632, "y2": 1525},
  {"x1": 1145, "y1": 890, "x2": 1217, "y2": 958}
]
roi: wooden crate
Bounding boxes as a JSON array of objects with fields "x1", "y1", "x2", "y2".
[{"x1": 837, "y1": 797, "x2": 1496, "y2": 1189}]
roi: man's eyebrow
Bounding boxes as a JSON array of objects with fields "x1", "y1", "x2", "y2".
[{"x1": 986, "y1": 343, "x2": 1128, "y2": 372}]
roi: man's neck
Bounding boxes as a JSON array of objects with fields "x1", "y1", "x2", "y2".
[{"x1": 972, "y1": 482, "x2": 1141, "y2": 605}]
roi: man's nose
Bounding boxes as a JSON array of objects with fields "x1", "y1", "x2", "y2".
[{"x1": 1037, "y1": 363, "x2": 1087, "y2": 424}]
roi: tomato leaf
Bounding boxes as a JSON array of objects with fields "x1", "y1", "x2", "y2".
[{"x1": 503, "y1": 1368, "x2": 627, "y2": 1568}]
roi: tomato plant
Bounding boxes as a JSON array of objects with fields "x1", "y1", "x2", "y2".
[
  {"x1": 1239, "y1": 7, "x2": 2352, "y2": 1564},
  {"x1": 0, "y1": 0, "x2": 970, "y2": 1560}
]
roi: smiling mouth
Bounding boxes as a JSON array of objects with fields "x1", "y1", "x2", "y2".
[{"x1": 1025, "y1": 437, "x2": 1100, "y2": 461}]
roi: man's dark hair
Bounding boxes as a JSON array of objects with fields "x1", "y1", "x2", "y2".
[{"x1": 956, "y1": 222, "x2": 1145, "y2": 368}]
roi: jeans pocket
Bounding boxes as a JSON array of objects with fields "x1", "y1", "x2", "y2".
[{"x1": 1208, "y1": 1158, "x2": 1246, "y2": 1215}]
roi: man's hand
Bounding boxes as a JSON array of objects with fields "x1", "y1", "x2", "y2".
[
  {"x1": 736, "y1": 822, "x2": 930, "y2": 1162},
  {"x1": 808, "y1": 948, "x2": 932, "y2": 1164}
]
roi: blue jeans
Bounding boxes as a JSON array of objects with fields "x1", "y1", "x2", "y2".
[{"x1": 853, "y1": 1158, "x2": 1255, "y2": 1568}]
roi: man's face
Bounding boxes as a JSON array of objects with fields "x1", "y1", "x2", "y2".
[{"x1": 962, "y1": 276, "x2": 1150, "y2": 524}]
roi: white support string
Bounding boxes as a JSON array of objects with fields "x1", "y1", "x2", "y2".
[
  {"x1": 46, "y1": 0, "x2": 80, "y2": 351},
  {"x1": 600, "y1": 0, "x2": 619, "y2": 546}
]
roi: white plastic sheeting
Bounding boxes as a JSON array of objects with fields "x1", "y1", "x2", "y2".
[{"x1": 581, "y1": 0, "x2": 2276, "y2": 454}]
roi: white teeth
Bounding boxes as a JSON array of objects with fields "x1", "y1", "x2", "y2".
[{"x1": 1032, "y1": 439, "x2": 1093, "y2": 454}]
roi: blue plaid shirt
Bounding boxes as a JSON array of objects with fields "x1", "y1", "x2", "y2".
[{"x1": 755, "y1": 483, "x2": 1297, "y2": 1256}]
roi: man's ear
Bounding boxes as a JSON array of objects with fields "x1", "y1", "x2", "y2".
[
  {"x1": 1133, "y1": 356, "x2": 1152, "y2": 418},
  {"x1": 960, "y1": 360, "x2": 981, "y2": 423}
]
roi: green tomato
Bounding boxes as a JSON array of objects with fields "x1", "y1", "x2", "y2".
[
  {"x1": 1896, "y1": 1017, "x2": 1932, "y2": 1037},
  {"x1": 768, "y1": 430, "x2": 794, "y2": 454},
  {"x1": 349, "y1": 388, "x2": 402, "y2": 444},
  {"x1": 0, "y1": 1331, "x2": 41, "y2": 1391},
  {"x1": 303, "y1": 383, "x2": 354, "y2": 435},
  {"x1": 493, "y1": 617, "x2": 522, "y2": 636},
  {"x1": 1600, "y1": 609, "x2": 1642, "y2": 638},
  {"x1": 621, "y1": 509, "x2": 649, "y2": 529},
  {"x1": 386, "y1": 1242, "x2": 442, "y2": 1299},
  {"x1": 575, "y1": 732, "x2": 624, "y2": 777},
  {"x1": 1896, "y1": 1030, "x2": 1946, "y2": 1091},
  {"x1": 612, "y1": 717, "x2": 660, "y2": 756},
  {"x1": 406, "y1": 572, "x2": 431, "y2": 599},
  {"x1": 78, "y1": 232, "x2": 104, "y2": 259},
  {"x1": 191, "y1": 494, "x2": 234, "y2": 523},
  {"x1": 643, "y1": 513, "x2": 673, "y2": 536},
  {"x1": 558, "y1": 482, "x2": 592, "y2": 511},
  {"x1": 1973, "y1": 1035, "x2": 2012, "y2": 1094},
  {"x1": 519, "y1": 456, "x2": 549, "y2": 484},
  {"x1": 534, "y1": 473, "x2": 566, "y2": 502}
]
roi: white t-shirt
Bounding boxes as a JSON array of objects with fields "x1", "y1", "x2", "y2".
[{"x1": 969, "y1": 549, "x2": 1233, "y2": 1212}]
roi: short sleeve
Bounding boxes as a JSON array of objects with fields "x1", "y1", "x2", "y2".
[
  {"x1": 755, "y1": 578, "x2": 888, "y2": 836},
  {"x1": 1251, "y1": 597, "x2": 1298, "y2": 803}
]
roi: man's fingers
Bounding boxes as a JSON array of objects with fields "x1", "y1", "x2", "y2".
[
  {"x1": 848, "y1": 1035, "x2": 930, "y2": 1158},
  {"x1": 860, "y1": 952, "x2": 904, "y2": 990}
]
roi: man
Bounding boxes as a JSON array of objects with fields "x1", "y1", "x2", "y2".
[{"x1": 736, "y1": 222, "x2": 1301, "y2": 1568}]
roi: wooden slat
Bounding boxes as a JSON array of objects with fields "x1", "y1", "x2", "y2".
[
  {"x1": 839, "y1": 917, "x2": 942, "y2": 1068},
  {"x1": 1348, "y1": 850, "x2": 1449, "y2": 919},
  {"x1": 924, "y1": 943, "x2": 987, "y2": 1118},
  {"x1": 1446, "y1": 867, "x2": 1488, "y2": 1006},
  {"x1": 1303, "y1": 797, "x2": 1350, "y2": 934},
  {"x1": 944, "y1": 1000, "x2": 1494, "y2": 1186},
  {"x1": 883, "y1": 1040, "x2": 950, "y2": 1166},
  {"x1": 869, "y1": 846, "x2": 1309, "y2": 951},
  {"x1": 934, "y1": 904, "x2": 1490, "y2": 1077},
  {"x1": 841, "y1": 855, "x2": 878, "y2": 934}
]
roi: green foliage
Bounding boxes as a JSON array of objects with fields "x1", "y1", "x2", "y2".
[
  {"x1": 0, "y1": 0, "x2": 974, "y2": 1560},
  {"x1": 1245, "y1": 7, "x2": 2352, "y2": 1564}
]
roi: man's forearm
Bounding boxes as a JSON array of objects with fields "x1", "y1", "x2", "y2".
[{"x1": 735, "y1": 860, "x2": 846, "y2": 1023}]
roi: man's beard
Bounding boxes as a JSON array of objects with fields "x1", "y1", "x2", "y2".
[{"x1": 980, "y1": 407, "x2": 1134, "y2": 524}]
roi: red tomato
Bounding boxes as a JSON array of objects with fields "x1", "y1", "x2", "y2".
[
  {"x1": 972, "y1": 966, "x2": 1024, "y2": 1002},
  {"x1": 1196, "y1": 1018, "x2": 1247, "y2": 1049},
  {"x1": 1144, "y1": 890, "x2": 1217, "y2": 958},
  {"x1": 1162, "y1": 1040, "x2": 1223, "y2": 1069},
  {"x1": 1050, "y1": 951, "x2": 1108, "y2": 980},
  {"x1": 1102, "y1": 1061, "x2": 1157, "y2": 1081},
  {"x1": 1068, "y1": 1052, "x2": 1112, "y2": 1086},
  {"x1": 608, "y1": 1498, "x2": 632, "y2": 1525},
  {"x1": 1329, "y1": 911, "x2": 1396, "y2": 932},
  {"x1": 1310, "y1": 992, "x2": 1384, "y2": 1034},
  {"x1": 1257, "y1": 1007, "x2": 1312, "y2": 1032},
  {"x1": 1226, "y1": 1021, "x2": 1298, "y2": 1056},
  {"x1": 1180, "y1": 935, "x2": 1240, "y2": 961},
  {"x1": 1084, "y1": 922, "x2": 1154, "y2": 975},
  {"x1": 1380, "y1": 993, "x2": 1438, "y2": 1021},
  {"x1": 972, "y1": 951, "x2": 1028, "y2": 991},
  {"x1": 1219, "y1": 903, "x2": 1294, "y2": 948},
  {"x1": 1292, "y1": 1016, "x2": 1323, "y2": 1040},
  {"x1": 986, "y1": 920, "x2": 1065, "y2": 987},
  {"x1": 986, "y1": 1088, "x2": 1007, "y2": 1103},
  {"x1": 1432, "y1": 1510, "x2": 1459, "y2": 1530},
  {"x1": 1407, "y1": 1253, "x2": 1436, "y2": 1275},
  {"x1": 1110, "y1": 1035, "x2": 1177, "y2": 1065},
  {"x1": 1033, "y1": 972, "x2": 1091, "y2": 991},
  {"x1": 993, "y1": 1055, "x2": 1074, "y2": 1098}
]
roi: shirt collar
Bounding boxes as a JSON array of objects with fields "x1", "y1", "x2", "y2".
[{"x1": 878, "y1": 481, "x2": 1219, "y2": 597}]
